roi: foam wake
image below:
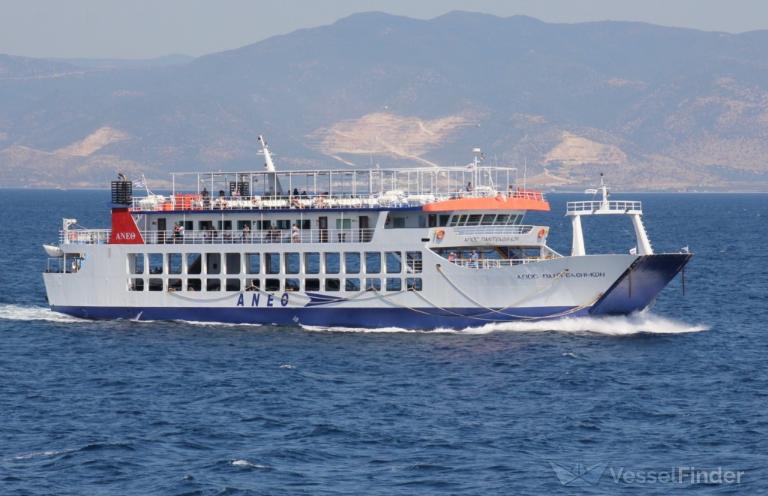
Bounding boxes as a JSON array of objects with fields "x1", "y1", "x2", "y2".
[
  {"x1": 0, "y1": 304, "x2": 83, "y2": 323},
  {"x1": 302, "y1": 312, "x2": 709, "y2": 336},
  {"x1": 231, "y1": 459, "x2": 268, "y2": 469}
]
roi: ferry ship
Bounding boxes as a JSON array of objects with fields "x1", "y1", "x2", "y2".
[{"x1": 42, "y1": 137, "x2": 692, "y2": 329}]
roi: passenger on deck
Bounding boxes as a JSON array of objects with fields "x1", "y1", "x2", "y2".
[
  {"x1": 448, "y1": 251, "x2": 457, "y2": 263},
  {"x1": 470, "y1": 249, "x2": 480, "y2": 268},
  {"x1": 291, "y1": 224, "x2": 301, "y2": 243}
]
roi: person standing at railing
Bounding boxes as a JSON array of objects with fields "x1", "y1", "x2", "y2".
[
  {"x1": 201, "y1": 187, "x2": 210, "y2": 209},
  {"x1": 173, "y1": 223, "x2": 182, "y2": 243},
  {"x1": 242, "y1": 223, "x2": 251, "y2": 242},
  {"x1": 470, "y1": 249, "x2": 479, "y2": 268},
  {"x1": 448, "y1": 251, "x2": 457, "y2": 263},
  {"x1": 291, "y1": 224, "x2": 301, "y2": 243}
]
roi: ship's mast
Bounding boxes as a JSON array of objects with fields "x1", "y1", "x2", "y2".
[{"x1": 258, "y1": 135, "x2": 283, "y2": 196}]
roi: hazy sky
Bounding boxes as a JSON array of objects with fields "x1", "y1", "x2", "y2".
[{"x1": 2, "y1": 0, "x2": 768, "y2": 59}]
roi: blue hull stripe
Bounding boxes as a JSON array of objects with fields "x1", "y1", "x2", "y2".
[{"x1": 51, "y1": 305, "x2": 588, "y2": 330}]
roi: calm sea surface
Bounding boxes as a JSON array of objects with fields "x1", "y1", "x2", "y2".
[{"x1": 0, "y1": 190, "x2": 766, "y2": 495}]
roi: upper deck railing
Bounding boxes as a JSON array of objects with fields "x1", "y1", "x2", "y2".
[
  {"x1": 130, "y1": 166, "x2": 540, "y2": 212},
  {"x1": 450, "y1": 258, "x2": 542, "y2": 268},
  {"x1": 566, "y1": 200, "x2": 642, "y2": 215},
  {"x1": 61, "y1": 228, "x2": 376, "y2": 246}
]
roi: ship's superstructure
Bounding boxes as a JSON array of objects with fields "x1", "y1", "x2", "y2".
[{"x1": 42, "y1": 141, "x2": 691, "y2": 329}]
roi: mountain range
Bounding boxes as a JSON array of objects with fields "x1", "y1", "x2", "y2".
[{"x1": 2, "y1": 11, "x2": 768, "y2": 190}]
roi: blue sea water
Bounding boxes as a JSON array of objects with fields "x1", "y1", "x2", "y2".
[{"x1": 0, "y1": 190, "x2": 766, "y2": 495}]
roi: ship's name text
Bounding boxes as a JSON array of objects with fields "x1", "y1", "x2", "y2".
[
  {"x1": 516, "y1": 271, "x2": 606, "y2": 280},
  {"x1": 235, "y1": 293, "x2": 290, "y2": 307}
]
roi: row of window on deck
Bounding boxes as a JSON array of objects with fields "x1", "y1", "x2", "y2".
[
  {"x1": 129, "y1": 276, "x2": 422, "y2": 293},
  {"x1": 161, "y1": 213, "x2": 522, "y2": 232},
  {"x1": 129, "y1": 251, "x2": 423, "y2": 276}
]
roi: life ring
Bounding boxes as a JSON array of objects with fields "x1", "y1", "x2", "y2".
[
  {"x1": 435, "y1": 229, "x2": 445, "y2": 241},
  {"x1": 537, "y1": 228, "x2": 547, "y2": 239}
]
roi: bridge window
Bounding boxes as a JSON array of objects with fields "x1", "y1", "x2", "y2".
[
  {"x1": 245, "y1": 278, "x2": 260, "y2": 291},
  {"x1": 439, "y1": 214, "x2": 450, "y2": 227},
  {"x1": 226, "y1": 278, "x2": 240, "y2": 291},
  {"x1": 407, "y1": 277, "x2": 423, "y2": 291},
  {"x1": 187, "y1": 278, "x2": 201, "y2": 291},
  {"x1": 451, "y1": 214, "x2": 468, "y2": 226},
  {"x1": 481, "y1": 214, "x2": 496, "y2": 225},
  {"x1": 386, "y1": 252, "x2": 402, "y2": 273},
  {"x1": 265, "y1": 278, "x2": 280, "y2": 291},
  {"x1": 466, "y1": 214, "x2": 482, "y2": 226},
  {"x1": 225, "y1": 253, "x2": 241, "y2": 274},
  {"x1": 303, "y1": 252, "x2": 319, "y2": 274},
  {"x1": 129, "y1": 278, "x2": 144, "y2": 291},
  {"x1": 149, "y1": 278, "x2": 163, "y2": 291},
  {"x1": 305, "y1": 278, "x2": 320, "y2": 291},
  {"x1": 187, "y1": 253, "x2": 202, "y2": 274},
  {"x1": 365, "y1": 252, "x2": 381, "y2": 273},
  {"x1": 345, "y1": 278, "x2": 360, "y2": 292},
  {"x1": 406, "y1": 252, "x2": 422, "y2": 273},
  {"x1": 168, "y1": 253, "x2": 182, "y2": 274},
  {"x1": 336, "y1": 218, "x2": 352, "y2": 230},
  {"x1": 128, "y1": 253, "x2": 144, "y2": 274},
  {"x1": 285, "y1": 278, "x2": 300, "y2": 292},
  {"x1": 386, "y1": 278, "x2": 401, "y2": 291},
  {"x1": 344, "y1": 252, "x2": 360, "y2": 273},
  {"x1": 365, "y1": 278, "x2": 381, "y2": 291},
  {"x1": 265, "y1": 253, "x2": 280, "y2": 274},
  {"x1": 285, "y1": 253, "x2": 300, "y2": 274},
  {"x1": 148, "y1": 253, "x2": 163, "y2": 274},
  {"x1": 325, "y1": 253, "x2": 340, "y2": 274},
  {"x1": 245, "y1": 253, "x2": 260, "y2": 274},
  {"x1": 206, "y1": 253, "x2": 221, "y2": 274},
  {"x1": 494, "y1": 214, "x2": 510, "y2": 225},
  {"x1": 168, "y1": 278, "x2": 182, "y2": 291}
]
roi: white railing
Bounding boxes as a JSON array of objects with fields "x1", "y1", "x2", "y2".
[
  {"x1": 454, "y1": 225, "x2": 535, "y2": 236},
  {"x1": 130, "y1": 189, "x2": 547, "y2": 213},
  {"x1": 61, "y1": 228, "x2": 376, "y2": 245},
  {"x1": 451, "y1": 258, "x2": 541, "y2": 269},
  {"x1": 131, "y1": 194, "x2": 417, "y2": 213},
  {"x1": 125, "y1": 166, "x2": 548, "y2": 213},
  {"x1": 566, "y1": 200, "x2": 642, "y2": 214},
  {"x1": 60, "y1": 229, "x2": 111, "y2": 244}
]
